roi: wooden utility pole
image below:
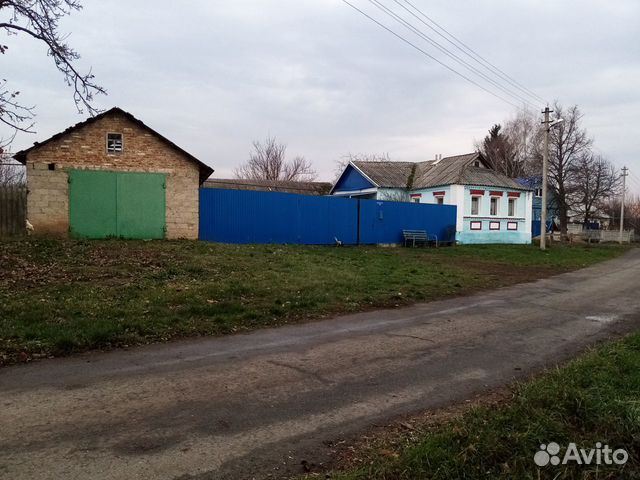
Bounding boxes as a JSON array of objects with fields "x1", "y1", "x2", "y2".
[{"x1": 620, "y1": 166, "x2": 628, "y2": 244}]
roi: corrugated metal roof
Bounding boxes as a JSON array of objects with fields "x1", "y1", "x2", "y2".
[{"x1": 351, "y1": 153, "x2": 529, "y2": 190}]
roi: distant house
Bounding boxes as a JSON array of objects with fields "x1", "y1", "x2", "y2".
[
  {"x1": 13, "y1": 107, "x2": 213, "y2": 240},
  {"x1": 331, "y1": 152, "x2": 533, "y2": 244},
  {"x1": 204, "y1": 178, "x2": 332, "y2": 196},
  {"x1": 515, "y1": 176, "x2": 560, "y2": 236}
]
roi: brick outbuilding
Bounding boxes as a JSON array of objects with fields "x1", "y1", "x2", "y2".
[{"x1": 13, "y1": 107, "x2": 213, "y2": 240}]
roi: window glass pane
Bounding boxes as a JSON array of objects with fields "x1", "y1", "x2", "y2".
[
  {"x1": 471, "y1": 197, "x2": 479, "y2": 215},
  {"x1": 490, "y1": 197, "x2": 498, "y2": 216},
  {"x1": 508, "y1": 198, "x2": 516, "y2": 216},
  {"x1": 107, "y1": 133, "x2": 123, "y2": 153}
]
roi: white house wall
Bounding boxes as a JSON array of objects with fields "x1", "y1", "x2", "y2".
[
  {"x1": 458, "y1": 185, "x2": 531, "y2": 244},
  {"x1": 410, "y1": 184, "x2": 532, "y2": 244}
]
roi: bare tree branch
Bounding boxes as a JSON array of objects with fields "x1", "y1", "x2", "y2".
[
  {"x1": 571, "y1": 154, "x2": 620, "y2": 226},
  {"x1": 531, "y1": 103, "x2": 593, "y2": 236},
  {"x1": 477, "y1": 124, "x2": 523, "y2": 177},
  {"x1": 0, "y1": 0, "x2": 105, "y2": 142},
  {"x1": 235, "y1": 136, "x2": 316, "y2": 182},
  {"x1": 333, "y1": 152, "x2": 391, "y2": 182},
  {"x1": 0, "y1": 143, "x2": 25, "y2": 185}
]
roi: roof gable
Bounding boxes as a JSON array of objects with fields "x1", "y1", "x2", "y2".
[
  {"x1": 13, "y1": 107, "x2": 214, "y2": 183},
  {"x1": 332, "y1": 163, "x2": 377, "y2": 193}
]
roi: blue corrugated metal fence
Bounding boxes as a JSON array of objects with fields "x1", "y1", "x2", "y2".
[
  {"x1": 358, "y1": 199, "x2": 456, "y2": 245},
  {"x1": 199, "y1": 188, "x2": 457, "y2": 245}
]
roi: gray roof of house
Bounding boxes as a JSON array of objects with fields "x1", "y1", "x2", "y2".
[
  {"x1": 352, "y1": 153, "x2": 528, "y2": 190},
  {"x1": 351, "y1": 161, "x2": 416, "y2": 188}
]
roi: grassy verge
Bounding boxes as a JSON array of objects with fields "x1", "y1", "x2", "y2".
[
  {"x1": 0, "y1": 239, "x2": 627, "y2": 364},
  {"x1": 326, "y1": 332, "x2": 640, "y2": 480}
]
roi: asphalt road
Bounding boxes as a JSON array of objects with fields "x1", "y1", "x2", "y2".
[{"x1": 2, "y1": 249, "x2": 640, "y2": 480}]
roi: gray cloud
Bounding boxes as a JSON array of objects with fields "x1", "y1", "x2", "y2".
[{"x1": 4, "y1": 0, "x2": 640, "y2": 192}]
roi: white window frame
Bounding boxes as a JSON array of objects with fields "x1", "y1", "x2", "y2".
[
  {"x1": 471, "y1": 196, "x2": 480, "y2": 215},
  {"x1": 508, "y1": 197, "x2": 517, "y2": 217},
  {"x1": 106, "y1": 133, "x2": 124, "y2": 154},
  {"x1": 490, "y1": 197, "x2": 499, "y2": 216}
]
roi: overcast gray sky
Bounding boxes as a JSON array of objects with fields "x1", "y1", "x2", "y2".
[{"x1": 6, "y1": 1, "x2": 640, "y2": 191}]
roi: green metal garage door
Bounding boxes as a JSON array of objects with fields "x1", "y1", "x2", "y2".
[{"x1": 69, "y1": 170, "x2": 166, "y2": 239}]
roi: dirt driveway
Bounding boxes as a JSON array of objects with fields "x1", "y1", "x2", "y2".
[{"x1": 1, "y1": 250, "x2": 639, "y2": 480}]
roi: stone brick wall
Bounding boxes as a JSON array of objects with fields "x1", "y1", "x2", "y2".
[{"x1": 24, "y1": 111, "x2": 202, "y2": 239}]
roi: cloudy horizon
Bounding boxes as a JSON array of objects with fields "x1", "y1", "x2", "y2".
[{"x1": 5, "y1": 0, "x2": 640, "y2": 192}]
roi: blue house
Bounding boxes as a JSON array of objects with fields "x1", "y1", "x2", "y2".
[
  {"x1": 516, "y1": 176, "x2": 559, "y2": 237},
  {"x1": 331, "y1": 153, "x2": 533, "y2": 244}
]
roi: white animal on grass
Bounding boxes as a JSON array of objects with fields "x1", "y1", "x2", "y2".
[{"x1": 25, "y1": 219, "x2": 34, "y2": 234}]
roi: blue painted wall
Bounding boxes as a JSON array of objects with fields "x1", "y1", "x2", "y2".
[
  {"x1": 517, "y1": 176, "x2": 558, "y2": 222},
  {"x1": 199, "y1": 188, "x2": 458, "y2": 245},
  {"x1": 532, "y1": 220, "x2": 553, "y2": 237},
  {"x1": 333, "y1": 165, "x2": 375, "y2": 193}
]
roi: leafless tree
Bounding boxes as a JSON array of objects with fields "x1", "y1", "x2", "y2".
[
  {"x1": 531, "y1": 103, "x2": 593, "y2": 236},
  {"x1": 0, "y1": 144, "x2": 25, "y2": 185},
  {"x1": 379, "y1": 189, "x2": 409, "y2": 203},
  {"x1": 477, "y1": 108, "x2": 541, "y2": 178},
  {"x1": 333, "y1": 152, "x2": 391, "y2": 182},
  {"x1": 0, "y1": 0, "x2": 105, "y2": 142},
  {"x1": 571, "y1": 154, "x2": 620, "y2": 226},
  {"x1": 477, "y1": 124, "x2": 522, "y2": 177},
  {"x1": 235, "y1": 136, "x2": 316, "y2": 182},
  {"x1": 605, "y1": 195, "x2": 640, "y2": 234},
  {"x1": 503, "y1": 107, "x2": 541, "y2": 176},
  {"x1": 626, "y1": 195, "x2": 640, "y2": 235}
]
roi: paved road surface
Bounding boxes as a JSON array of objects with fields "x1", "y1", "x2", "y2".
[{"x1": 2, "y1": 250, "x2": 640, "y2": 480}]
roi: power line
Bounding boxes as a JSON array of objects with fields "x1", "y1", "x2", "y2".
[
  {"x1": 365, "y1": 0, "x2": 539, "y2": 109},
  {"x1": 627, "y1": 170, "x2": 640, "y2": 191},
  {"x1": 341, "y1": 0, "x2": 523, "y2": 109},
  {"x1": 400, "y1": 0, "x2": 547, "y2": 105},
  {"x1": 389, "y1": 0, "x2": 541, "y2": 106}
]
